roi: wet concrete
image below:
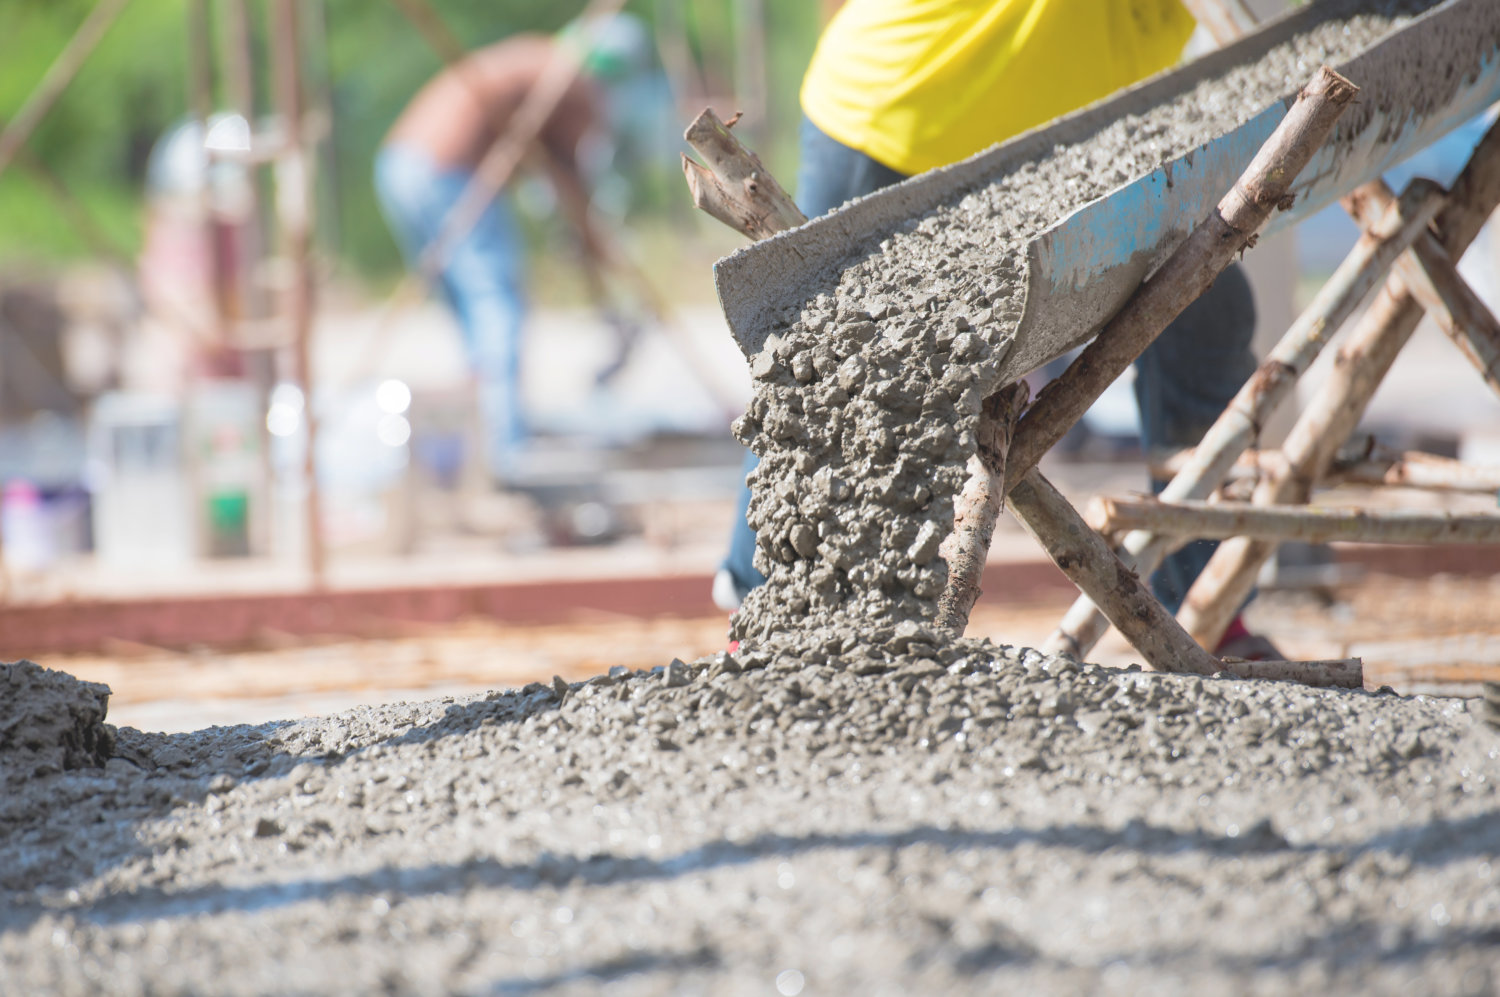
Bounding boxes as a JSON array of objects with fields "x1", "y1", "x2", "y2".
[
  {"x1": 0, "y1": 661, "x2": 114, "y2": 783},
  {"x1": 730, "y1": 3, "x2": 1429, "y2": 648},
  {"x1": 2, "y1": 645, "x2": 1498, "y2": 994}
]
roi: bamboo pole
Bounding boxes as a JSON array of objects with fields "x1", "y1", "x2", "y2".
[
  {"x1": 1178, "y1": 116, "x2": 1500, "y2": 649},
  {"x1": 730, "y1": 0, "x2": 770, "y2": 153},
  {"x1": 1090, "y1": 497, "x2": 1500, "y2": 546},
  {"x1": 682, "y1": 108, "x2": 807, "y2": 239},
  {"x1": 1044, "y1": 178, "x2": 1445, "y2": 658},
  {"x1": 346, "y1": 0, "x2": 626, "y2": 390},
  {"x1": 1004, "y1": 67, "x2": 1359, "y2": 487},
  {"x1": 413, "y1": 0, "x2": 628, "y2": 284},
  {"x1": 0, "y1": 0, "x2": 132, "y2": 183},
  {"x1": 934, "y1": 383, "x2": 1027, "y2": 633}
]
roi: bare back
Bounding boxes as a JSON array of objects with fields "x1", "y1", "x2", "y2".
[{"x1": 385, "y1": 34, "x2": 597, "y2": 173}]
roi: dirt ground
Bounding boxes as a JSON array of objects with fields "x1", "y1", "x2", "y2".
[
  {"x1": 41, "y1": 571, "x2": 1500, "y2": 733},
  {"x1": 3, "y1": 574, "x2": 1499, "y2": 995}
]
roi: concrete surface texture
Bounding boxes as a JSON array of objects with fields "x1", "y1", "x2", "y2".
[{"x1": 2, "y1": 649, "x2": 1498, "y2": 995}]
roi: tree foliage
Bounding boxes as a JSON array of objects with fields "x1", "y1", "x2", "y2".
[{"x1": 0, "y1": 0, "x2": 820, "y2": 275}]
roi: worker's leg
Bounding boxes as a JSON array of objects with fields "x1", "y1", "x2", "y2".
[
  {"x1": 717, "y1": 118, "x2": 906, "y2": 607},
  {"x1": 443, "y1": 196, "x2": 529, "y2": 478},
  {"x1": 375, "y1": 144, "x2": 528, "y2": 479},
  {"x1": 1132, "y1": 262, "x2": 1258, "y2": 614}
]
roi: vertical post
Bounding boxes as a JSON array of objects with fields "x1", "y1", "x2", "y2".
[
  {"x1": 271, "y1": 0, "x2": 325, "y2": 588},
  {"x1": 223, "y1": 0, "x2": 275, "y2": 559},
  {"x1": 187, "y1": 0, "x2": 232, "y2": 355},
  {"x1": 222, "y1": 0, "x2": 264, "y2": 301}
]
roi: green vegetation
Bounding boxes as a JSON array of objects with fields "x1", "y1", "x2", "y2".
[{"x1": 0, "y1": 0, "x2": 821, "y2": 279}]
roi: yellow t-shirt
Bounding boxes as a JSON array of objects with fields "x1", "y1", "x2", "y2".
[{"x1": 801, "y1": 0, "x2": 1196, "y2": 176}]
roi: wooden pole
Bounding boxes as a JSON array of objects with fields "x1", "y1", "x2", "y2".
[
  {"x1": 1150, "y1": 444, "x2": 1500, "y2": 494},
  {"x1": 1217, "y1": 657, "x2": 1363, "y2": 689},
  {"x1": 1090, "y1": 496, "x2": 1500, "y2": 546},
  {"x1": 934, "y1": 383, "x2": 1027, "y2": 633},
  {"x1": 271, "y1": 0, "x2": 325, "y2": 589},
  {"x1": 1178, "y1": 116, "x2": 1500, "y2": 649},
  {"x1": 730, "y1": 0, "x2": 770, "y2": 153},
  {"x1": 1007, "y1": 469, "x2": 1225, "y2": 676},
  {"x1": 682, "y1": 107, "x2": 807, "y2": 239},
  {"x1": 1044, "y1": 178, "x2": 1445, "y2": 658},
  {"x1": 1004, "y1": 67, "x2": 1359, "y2": 487},
  {"x1": 1346, "y1": 180, "x2": 1500, "y2": 400},
  {"x1": 0, "y1": 0, "x2": 132, "y2": 184}
]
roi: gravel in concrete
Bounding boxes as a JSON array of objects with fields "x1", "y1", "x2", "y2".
[{"x1": 2, "y1": 645, "x2": 1499, "y2": 995}]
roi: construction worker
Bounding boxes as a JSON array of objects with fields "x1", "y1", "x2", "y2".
[
  {"x1": 374, "y1": 16, "x2": 650, "y2": 482},
  {"x1": 715, "y1": 0, "x2": 1277, "y2": 659}
]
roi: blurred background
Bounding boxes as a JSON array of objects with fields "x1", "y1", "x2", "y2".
[{"x1": 2, "y1": 0, "x2": 1498, "y2": 729}]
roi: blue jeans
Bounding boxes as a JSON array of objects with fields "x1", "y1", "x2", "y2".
[
  {"x1": 374, "y1": 144, "x2": 528, "y2": 477},
  {"x1": 722, "y1": 119, "x2": 1256, "y2": 615}
]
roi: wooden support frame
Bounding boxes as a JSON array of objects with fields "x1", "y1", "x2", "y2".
[
  {"x1": 1150, "y1": 443, "x2": 1500, "y2": 494},
  {"x1": 1004, "y1": 68, "x2": 1359, "y2": 487},
  {"x1": 1346, "y1": 180, "x2": 1500, "y2": 399},
  {"x1": 1089, "y1": 497, "x2": 1500, "y2": 546},
  {"x1": 935, "y1": 383, "x2": 1027, "y2": 633},
  {"x1": 1177, "y1": 116, "x2": 1500, "y2": 649},
  {"x1": 1217, "y1": 657, "x2": 1363, "y2": 689},
  {"x1": 1008, "y1": 470, "x2": 1224, "y2": 676},
  {"x1": 1045, "y1": 176, "x2": 1448, "y2": 658},
  {"x1": 995, "y1": 66, "x2": 1358, "y2": 673}
]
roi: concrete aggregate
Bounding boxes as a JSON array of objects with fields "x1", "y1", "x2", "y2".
[{"x1": 2, "y1": 647, "x2": 1498, "y2": 994}]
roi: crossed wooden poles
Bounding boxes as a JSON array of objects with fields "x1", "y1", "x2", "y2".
[
  {"x1": 1047, "y1": 114, "x2": 1500, "y2": 671},
  {"x1": 685, "y1": 65, "x2": 1500, "y2": 687}
]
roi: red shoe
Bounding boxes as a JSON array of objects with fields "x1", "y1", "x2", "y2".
[{"x1": 1214, "y1": 615, "x2": 1284, "y2": 661}]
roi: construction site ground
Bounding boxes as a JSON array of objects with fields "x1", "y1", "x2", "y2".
[{"x1": 44, "y1": 539, "x2": 1500, "y2": 734}]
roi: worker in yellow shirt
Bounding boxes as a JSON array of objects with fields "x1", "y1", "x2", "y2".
[{"x1": 716, "y1": 0, "x2": 1276, "y2": 659}]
